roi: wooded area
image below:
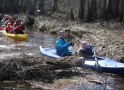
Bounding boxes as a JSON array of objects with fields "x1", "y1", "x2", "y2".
[{"x1": 0, "y1": 0, "x2": 124, "y2": 23}]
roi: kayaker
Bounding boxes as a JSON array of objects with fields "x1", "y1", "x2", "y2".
[
  {"x1": 1, "y1": 15, "x2": 9, "y2": 27},
  {"x1": 78, "y1": 41, "x2": 94, "y2": 58},
  {"x1": 1, "y1": 14, "x2": 7, "y2": 22},
  {"x1": 2, "y1": 14, "x2": 9, "y2": 23},
  {"x1": 54, "y1": 30, "x2": 74, "y2": 56},
  {"x1": 5, "y1": 16, "x2": 14, "y2": 26},
  {"x1": 5, "y1": 22, "x2": 13, "y2": 33},
  {"x1": 13, "y1": 19, "x2": 25, "y2": 34}
]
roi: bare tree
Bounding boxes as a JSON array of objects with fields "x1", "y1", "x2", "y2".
[
  {"x1": 112, "y1": 0, "x2": 119, "y2": 18},
  {"x1": 28, "y1": 0, "x2": 37, "y2": 15},
  {"x1": 119, "y1": 0, "x2": 123, "y2": 21},
  {"x1": 78, "y1": 0, "x2": 86, "y2": 20},
  {"x1": 37, "y1": 0, "x2": 45, "y2": 15},
  {"x1": 18, "y1": 0, "x2": 28, "y2": 13},
  {"x1": 52, "y1": 0, "x2": 58, "y2": 13},
  {"x1": 122, "y1": 0, "x2": 124, "y2": 22},
  {"x1": 90, "y1": 0, "x2": 97, "y2": 20},
  {"x1": 85, "y1": 0, "x2": 92, "y2": 22},
  {"x1": 107, "y1": 0, "x2": 113, "y2": 19},
  {"x1": 70, "y1": 8, "x2": 74, "y2": 20}
]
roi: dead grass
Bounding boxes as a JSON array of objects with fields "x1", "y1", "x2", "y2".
[{"x1": 36, "y1": 16, "x2": 124, "y2": 62}]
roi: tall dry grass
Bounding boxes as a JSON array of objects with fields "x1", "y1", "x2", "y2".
[{"x1": 36, "y1": 16, "x2": 124, "y2": 62}]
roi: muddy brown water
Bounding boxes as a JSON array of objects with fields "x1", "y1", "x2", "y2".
[{"x1": 0, "y1": 30, "x2": 124, "y2": 90}]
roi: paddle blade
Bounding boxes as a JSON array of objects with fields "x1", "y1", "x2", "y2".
[
  {"x1": 94, "y1": 61, "x2": 102, "y2": 73},
  {"x1": 93, "y1": 51, "x2": 102, "y2": 73}
]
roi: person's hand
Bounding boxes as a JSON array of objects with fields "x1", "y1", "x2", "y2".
[{"x1": 69, "y1": 41, "x2": 74, "y2": 46}]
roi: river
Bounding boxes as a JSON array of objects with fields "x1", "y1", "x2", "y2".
[{"x1": 0, "y1": 30, "x2": 124, "y2": 90}]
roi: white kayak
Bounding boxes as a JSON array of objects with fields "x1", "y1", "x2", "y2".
[{"x1": 39, "y1": 46, "x2": 61, "y2": 59}]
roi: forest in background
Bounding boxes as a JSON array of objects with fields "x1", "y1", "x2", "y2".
[{"x1": 0, "y1": 0, "x2": 124, "y2": 23}]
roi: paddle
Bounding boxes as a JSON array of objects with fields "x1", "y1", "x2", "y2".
[
  {"x1": 93, "y1": 50, "x2": 102, "y2": 73},
  {"x1": 9, "y1": 22, "x2": 24, "y2": 34}
]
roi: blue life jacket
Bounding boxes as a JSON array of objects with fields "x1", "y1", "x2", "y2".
[
  {"x1": 54, "y1": 38, "x2": 70, "y2": 56},
  {"x1": 81, "y1": 45, "x2": 93, "y2": 55}
]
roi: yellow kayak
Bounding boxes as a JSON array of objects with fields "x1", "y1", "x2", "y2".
[{"x1": 3, "y1": 30, "x2": 28, "y2": 42}]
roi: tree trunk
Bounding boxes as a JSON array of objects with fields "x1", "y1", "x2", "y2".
[
  {"x1": 52, "y1": 0, "x2": 58, "y2": 13},
  {"x1": 18, "y1": 0, "x2": 29, "y2": 13},
  {"x1": 122, "y1": 0, "x2": 124, "y2": 22},
  {"x1": 78, "y1": 0, "x2": 86, "y2": 20},
  {"x1": 70, "y1": 8, "x2": 74, "y2": 20},
  {"x1": 107, "y1": 0, "x2": 113, "y2": 19},
  {"x1": 100, "y1": 0, "x2": 105, "y2": 25},
  {"x1": 119, "y1": 0, "x2": 123, "y2": 21},
  {"x1": 38, "y1": 0, "x2": 45, "y2": 15},
  {"x1": 85, "y1": 0, "x2": 92, "y2": 22},
  {"x1": 102, "y1": 0, "x2": 107, "y2": 20},
  {"x1": 28, "y1": 0, "x2": 37, "y2": 15},
  {"x1": 90, "y1": 0, "x2": 97, "y2": 20},
  {"x1": 4, "y1": 0, "x2": 9, "y2": 13},
  {"x1": 112, "y1": 0, "x2": 119, "y2": 18}
]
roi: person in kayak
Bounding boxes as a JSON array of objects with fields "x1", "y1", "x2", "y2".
[
  {"x1": 2, "y1": 14, "x2": 9, "y2": 23},
  {"x1": 54, "y1": 30, "x2": 74, "y2": 56},
  {"x1": 13, "y1": 19, "x2": 25, "y2": 34},
  {"x1": 78, "y1": 41, "x2": 94, "y2": 58},
  {"x1": 5, "y1": 16, "x2": 14, "y2": 26},
  {"x1": 5, "y1": 22, "x2": 13, "y2": 33}
]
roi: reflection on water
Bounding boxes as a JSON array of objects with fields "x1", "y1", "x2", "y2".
[
  {"x1": 102, "y1": 74, "x2": 124, "y2": 90},
  {"x1": 0, "y1": 30, "x2": 124, "y2": 90}
]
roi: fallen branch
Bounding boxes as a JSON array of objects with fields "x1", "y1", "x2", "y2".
[{"x1": 89, "y1": 80, "x2": 102, "y2": 85}]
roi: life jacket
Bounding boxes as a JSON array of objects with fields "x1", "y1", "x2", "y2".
[
  {"x1": 14, "y1": 24, "x2": 23, "y2": 31},
  {"x1": 80, "y1": 45, "x2": 93, "y2": 56},
  {"x1": 5, "y1": 26, "x2": 13, "y2": 31},
  {"x1": 55, "y1": 38, "x2": 70, "y2": 56}
]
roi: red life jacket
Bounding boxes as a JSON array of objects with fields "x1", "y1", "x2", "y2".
[
  {"x1": 6, "y1": 26, "x2": 13, "y2": 31},
  {"x1": 14, "y1": 24, "x2": 23, "y2": 31}
]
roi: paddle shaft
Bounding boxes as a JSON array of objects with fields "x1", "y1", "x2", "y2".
[{"x1": 94, "y1": 51, "x2": 97, "y2": 62}]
